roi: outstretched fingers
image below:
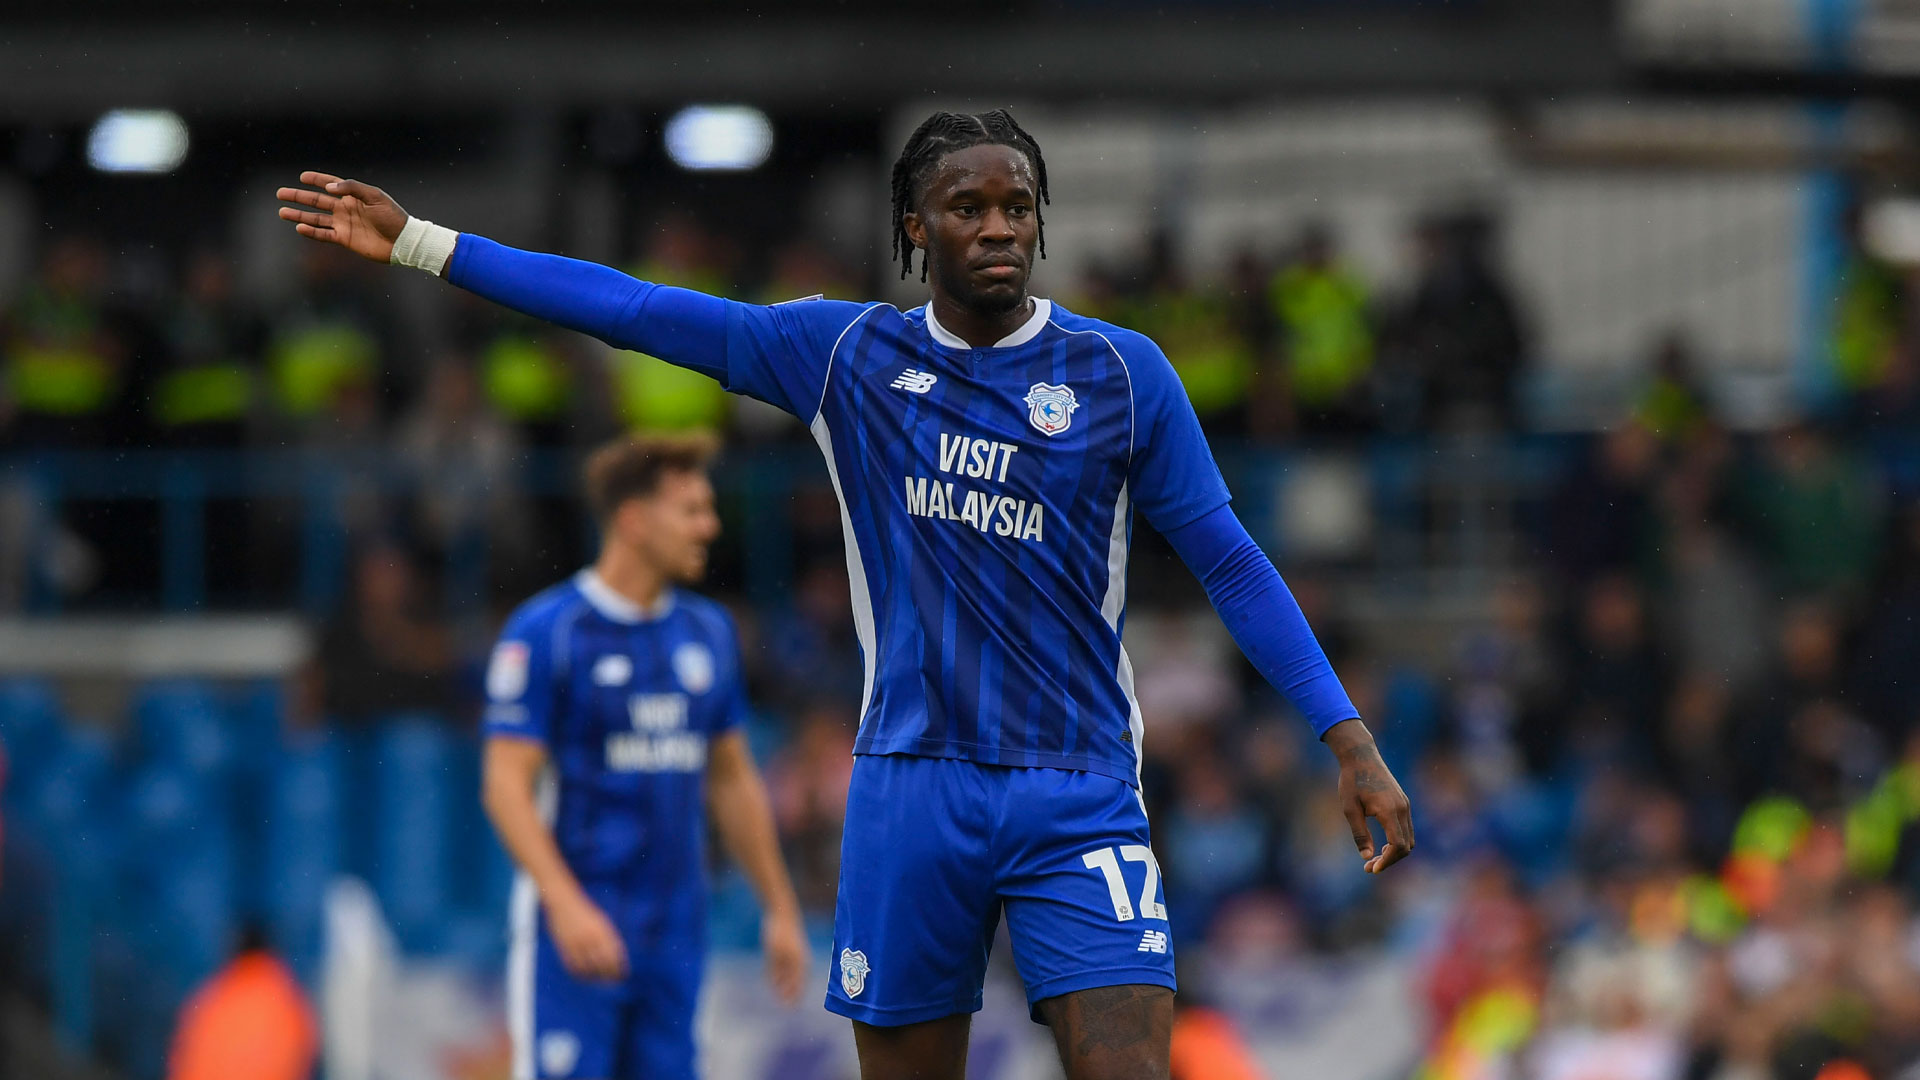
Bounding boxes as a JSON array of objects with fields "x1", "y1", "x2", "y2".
[
  {"x1": 278, "y1": 206, "x2": 333, "y2": 229},
  {"x1": 276, "y1": 186, "x2": 336, "y2": 211}
]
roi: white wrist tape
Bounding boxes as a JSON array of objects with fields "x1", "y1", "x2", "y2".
[{"x1": 390, "y1": 217, "x2": 459, "y2": 276}]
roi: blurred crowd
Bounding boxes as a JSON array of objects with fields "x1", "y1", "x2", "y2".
[{"x1": 5, "y1": 198, "x2": 1920, "y2": 1080}]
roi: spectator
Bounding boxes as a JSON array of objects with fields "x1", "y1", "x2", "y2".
[
  {"x1": 1268, "y1": 224, "x2": 1374, "y2": 433},
  {"x1": 1385, "y1": 211, "x2": 1527, "y2": 431},
  {"x1": 152, "y1": 250, "x2": 266, "y2": 450},
  {"x1": 1634, "y1": 332, "x2": 1712, "y2": 443},
  {"x1": 0, "y1": 237, "x2": 129, "y2": 449},
  {"x1": 166, "y1": 924, "x2": 319, "y2": 1080},
  {"x1": 393, "y1": 356, "x2": 529, "y2": 575},
  {"x1": 1559, "y1": 574, "x2": 1671, "y2": 777},
  {"x1": 304, "y1": 545, "x2": 459, "y2": 726},
  {"x1": 1122, "y1": 230, "x2": 1255, "y2": 432},
  {"x1": 1543, "y1": 425, "x2": 1659, "y2": 587},
  {"x1": 1738, "y1": 423, "x2": 1883, "y2": 600},
  {"x1": 267, "y1": 244, "x2": 395, "y2": 437}
]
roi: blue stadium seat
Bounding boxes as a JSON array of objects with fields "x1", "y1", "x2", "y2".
[
  {"x1": 228, "y1": 677, "x2": 289, "y2": 777},
  {"x1": 265, "y1": 730, "x2": 342, "y2": 980},
  {"x1": 22, "y1": 726, "x2": 116, "y2": 876},
  {"x1": 0, "y1": 678, "x2": 65, "y2": 791},
  {"x1": 121, "y1": 762, "x2": 236, "y2": 980},
  {"x1": 374, "y1": 715, "x2": 455, "y2": 954},
  {"x1": 132, "y1": 679, "x2": 233, "y2": 778}
]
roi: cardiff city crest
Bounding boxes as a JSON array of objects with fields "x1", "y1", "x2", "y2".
[
  {"x1": 840, "y1": 948, "x2": 871, "y2": 997},
  {"x1": 1023, "y1": 382, "x2": 1080, "y2": 436}
]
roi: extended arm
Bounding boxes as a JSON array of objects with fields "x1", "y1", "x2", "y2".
[
  {"x1": 444, "y1": 236, "x2": 729, "y2": 380},
  {"x1": 275, "y1": 172, "x2": 728, "y2": 376},
  {"x1": 1163, "y1": 503, "x2": 1415, "y2": 872},
  {"x1": 706, "y1": 731, "x2": 809, "y2": 1003}
]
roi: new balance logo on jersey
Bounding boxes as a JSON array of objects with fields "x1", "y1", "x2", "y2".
[
  {"x1": 890, "y1": 369, "x2": 938, "y2": 394},
  {"x1": 592, "y1": 654, "x2": 631, "y2": 686},
  {"x1": 1137, "y1": 930, "x2": 1169, "y2": 954}
]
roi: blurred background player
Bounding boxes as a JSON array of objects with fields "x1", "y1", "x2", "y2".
[
  {"x1": 479, "y1": 434, "x2": 808, "y2": 1080},
  {"x1": 276, "y1": 106, "x2": 1413, "y2": 1080}
]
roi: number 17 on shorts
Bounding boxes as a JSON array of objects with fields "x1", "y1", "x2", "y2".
[{"x1": 1082, "y1": 845, "x2": 1170, "y2": 953}]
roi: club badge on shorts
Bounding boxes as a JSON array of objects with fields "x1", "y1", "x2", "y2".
[
  {"x1": 839, "y1": 948, "x2": 870, "y2": 997},
  {"x1": 1023, "y1": 382, "x2": 1079, "y2": 436}
]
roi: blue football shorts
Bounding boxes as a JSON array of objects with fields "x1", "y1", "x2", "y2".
[
  {"x1": 825, "y1": 753, "x2": 1177, "y2": 1026},
  {"x1": 507, "y1": 880, "x2": 703, "y2": 1080}
]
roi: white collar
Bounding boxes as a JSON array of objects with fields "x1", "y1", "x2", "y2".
[
  {"x1": 574, "y1": 569, "x2": 674, "y2": 623},
  {"x1": 923, "y1": 298, "x2": 1052, "y2": 350}
]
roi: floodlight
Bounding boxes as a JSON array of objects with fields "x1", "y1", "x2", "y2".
[
  {"x1": 87, "y1": 110, "x2": 189, "y2": 174},
  {"x1": 663, "y1": 106, "x2": 773, "y2": 172}
]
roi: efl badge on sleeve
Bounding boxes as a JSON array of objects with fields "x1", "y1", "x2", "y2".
[
  {"x1": 486, "y1": 642, "x2": 530, "y2": 702},
  {"x1": 1023, "y1": 382, "x2": 1079, "y2": 436}
]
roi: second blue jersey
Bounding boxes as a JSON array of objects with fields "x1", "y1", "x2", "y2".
[
  {"x1": 484, "y1": 572, "x2": 747, "y2": 939},
  {"x1": 717, "y1": 297, "x2": 1230, "y2": 787}
]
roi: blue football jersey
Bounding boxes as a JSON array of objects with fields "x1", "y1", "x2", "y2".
[
  {"x1": 484, "y1": 571, "x2": 747, "y2": 939},
  {"x1": 716, "y1": 297, "x2": 1230, "y2": 787}
]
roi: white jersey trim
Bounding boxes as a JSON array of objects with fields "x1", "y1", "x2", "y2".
[
  {"x1": 1098, "y1": 482, "x2": 1145, "y2": 784},
  {"x1": 812, "y1": 302, "x2": 889, "y2": 423},
  {"x1": 811, "y1": 413, "x2": 879, "y2": 727},
  {"x1": 1100, "y1": 483, "x2": 1130, "y2": 632},
  {"x1": 573, "y1": 569, "x2": 673, "y2": 624},
  {"x1": 923, "y1": 298, "x2": 1053, "y2": 349},
  {"x1": 1046, "y1": 318, "x2": 1135, "y2": 468},
  {"x1": 506, "y1": 768, "x2": 556, "y2": 1080}
]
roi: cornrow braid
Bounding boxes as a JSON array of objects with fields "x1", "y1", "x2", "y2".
[{"x1": 890, "y1": 108, "x2": 1050, "y2": 281}]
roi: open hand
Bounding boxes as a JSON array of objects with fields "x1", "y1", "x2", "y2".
[
  {"x1": 275, "y1": 172, "x2": 409, "y2": 263},
  {"x1": 545, "y1": 890, "x2": 629, "y2": 982},
  {"x1": 1323, "y1": 718, "x2": 1415, "y2": 874},
  {"x1": 761, "y1": 906, "x2": 810, "y2": 1005}
]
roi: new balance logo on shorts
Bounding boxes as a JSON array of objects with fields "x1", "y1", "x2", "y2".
[
  {"x1": 890, "y1": 369, "x2": 937, "y2": 394},
  {"x1": 1137, "y1": 930, "x2": 1169, "y2": 954}
]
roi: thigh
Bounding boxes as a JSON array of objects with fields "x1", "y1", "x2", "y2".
[
  {"x1": 826, "y1": 754, "x2": 1001, "y2": 1028},
  {"x1": 998, "y1": 770, "x2": 1177, "y2": 1019},
  {"x1": 1033, "y1": 984, "x2": 1174, "y2": 1080},
  {"x1": 618, "y1": 952, "x2": 701, "y2": 1080},
  {"x1": 510, "y1": 920, "x2": 624, "y2": 1080},
  {"x1": 852, "y1": 1014, "x2": 974, "y2": 1080}
]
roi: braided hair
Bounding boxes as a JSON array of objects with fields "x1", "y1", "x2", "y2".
[{"x1": 889, "y1": 109, "x2": 1049, "y2": 281}]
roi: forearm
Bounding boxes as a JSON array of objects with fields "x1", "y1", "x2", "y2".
[
  {"x1": 483, "y1": 774, "x2": 587, "y2": 906},
  {"x1": 444, "y1": 234, "x2": 729, "y2": 379},
  {"x1": 1163, "y1": 505, "x2": 1358, "y2": 736},
  {"x1": 709, "y1": 768, "x2": 801, "y2": 916}
]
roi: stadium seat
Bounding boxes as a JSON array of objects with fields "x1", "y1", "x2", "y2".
[
  {"x1": 132, "y1": 679, "x2": 233, "y2": 778},
  {"x1": 122, "y1": 763, "x2": 236, "y2": 983},
  {"x1": 265, "y1": 729, "x2": 343, "y2": 983},
  {"x1": 373, "y1": 715, "x2": 455, "y2": 954},
  {"x1": 0, "y1": 678, "x2": 65, "y2": 789}
]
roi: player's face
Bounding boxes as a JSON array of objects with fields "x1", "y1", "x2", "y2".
[
  {"x1": 621, "y1": 470, "x2": 721, "y2": 584},
  {"x1": 904, "y1": 144, "x2": 1039, "y2": 315}
]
